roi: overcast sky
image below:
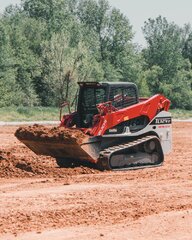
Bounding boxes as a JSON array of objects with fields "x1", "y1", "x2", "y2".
[
  {"x1": 108, "y1": 0, "x2": 192, "y2": 46},
  {"x1": 0, "y1": 0, "x2": 192, "y2": 46},
  {"x1": 0, "y1": 0, "x2": 21, "y2": 13}
]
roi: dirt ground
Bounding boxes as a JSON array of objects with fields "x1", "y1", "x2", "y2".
[{"x1": 0, "y1": 122, "x2": 192, "y2": 240}]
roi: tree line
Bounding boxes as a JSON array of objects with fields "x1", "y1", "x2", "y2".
[{"x1": 0, "y1": 0, "x2": 192, "y2": 109}]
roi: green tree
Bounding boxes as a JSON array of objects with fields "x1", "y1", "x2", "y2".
[
  {"x1": 142, "y1": 16, "x2": 183, "y2": 82},
  {"x1": 0, "y1": 20, "x2": 24, "y2": 107},
  {"x1": 22, "y1": 0, "x2": 78, "y2": 39},
  {"x1": 168, "y1": 60, "x2": 192, "y2": 109},
  {"x1": 41, "y1": 31, "x2": 102, "y2": 105},
  {"x1": 142, "y1": 16, "x2": 192, "y2": 109},
  {"x1": 6, "y1": 14, "x2": 41, "y2": 106},
  {"x1": 78, "y1": 0, "x2": 137, "y2": 82},
  {"x1": 183, "y1": 33, "x2": 192, "y2": 64}
]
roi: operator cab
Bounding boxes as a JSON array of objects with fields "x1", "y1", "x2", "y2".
[{"x1": 77, "y1": 82, "x2": 139, "y2": 128}]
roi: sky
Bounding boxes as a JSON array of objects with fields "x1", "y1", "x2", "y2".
[
  {"x1": 108, "y1": 0, "x2": 192, "y2": 46},
  {"x1": 0, "y1": 0, "x2": 192, "y2": 46},
  {"x1": 0, "y1": 0, "x2": 21, "y2": 13}
]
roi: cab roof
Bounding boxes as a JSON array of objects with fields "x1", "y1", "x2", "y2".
[{"x1": 78, "y1": 81, "x2": 137, "y2": 88}]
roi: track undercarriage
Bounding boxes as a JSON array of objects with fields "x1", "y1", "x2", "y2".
[{"x1": 98, "y1": 136, "x2": 164, "y2": 170}]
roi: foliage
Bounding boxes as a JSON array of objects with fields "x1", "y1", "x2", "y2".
[
  {"x1": 0, "y1": 2, "x2": 192, "y2": 110},
  {"x1": 0, "y1": 20, "x2": 24, "y2": 107},
  {"x1": 77, "y1": 0, "x2": 137, "y2": 81},
  {"x1": 142, "y1": 16, "x2": 192, "y2": 109},
  {"x1": 41, "y1": 31, "x2": 92, "y2": 105}
]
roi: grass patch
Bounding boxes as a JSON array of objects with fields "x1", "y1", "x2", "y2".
[
  {"x1": 170, "y1": 109, "x2": 192, "y2": 119},
  {"x1": 0, "y1": 106, "x2": 191, "y2": 122},
  {"x1": 0, "y1": 106, "x2": 60, "y2": 122}
]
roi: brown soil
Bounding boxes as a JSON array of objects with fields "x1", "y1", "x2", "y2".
[
  {"x1": 0, "y1": 125, "x2": 97, "y2": 178},
  {"x1": 0, "y1": 122, "x2": 192, "y2": 239},
  {"x1": 15, "y1": 124, "x2": 87, "y2": 145}
]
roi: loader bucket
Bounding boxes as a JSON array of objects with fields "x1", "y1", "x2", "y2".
[{"x1": 15, "y1": 125, "x2": 101, "y2": 164}]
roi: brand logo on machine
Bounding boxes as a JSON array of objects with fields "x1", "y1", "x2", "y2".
[{"x1": 150, "y1": 117, "x2": 172, "y2": 125}]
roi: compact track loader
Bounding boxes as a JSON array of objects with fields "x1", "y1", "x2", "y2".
[{"x1": 15, "y1": 82, "x2": 172, "y2": 170}]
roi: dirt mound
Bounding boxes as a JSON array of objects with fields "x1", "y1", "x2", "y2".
[
  {"x1": 0, "y1": 150, "x2": 21, "y2": 178},
  {"x1": 0, "y1": 125, "x2": 98, "y2": 178},
  {"x1": 15, "y1": 124, "x2": 87, "y2": 145},
  {"x1": 0, "y1": 146, "x2": 98, "y2": 178}
]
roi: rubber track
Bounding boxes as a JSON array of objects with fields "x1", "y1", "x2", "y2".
[{"x1": 99, "y1": 135, "x2": 163, "y2": 171}]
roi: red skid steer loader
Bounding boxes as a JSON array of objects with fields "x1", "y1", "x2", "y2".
[{"x1": 15, "y1": 82, "x2": 172, "y2": 170}]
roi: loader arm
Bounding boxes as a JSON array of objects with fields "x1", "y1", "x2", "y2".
[{"x1": 88, "y1": 94, "x2": 170, "y2": 136}]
